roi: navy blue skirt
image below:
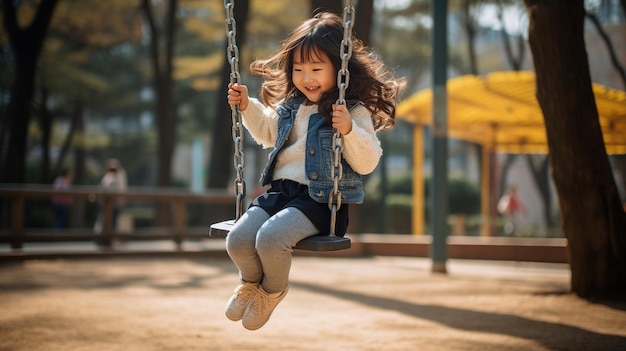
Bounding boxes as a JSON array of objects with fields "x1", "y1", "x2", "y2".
[{"x1": 250, "y1": 179, "x2": 349, "y2": 237}]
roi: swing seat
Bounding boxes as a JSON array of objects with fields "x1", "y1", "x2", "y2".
[{"x1": 208, "y1": 219, "x2": 351, "y2": 252}]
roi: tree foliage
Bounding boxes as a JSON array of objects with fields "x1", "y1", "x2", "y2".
[{"x1": 1, "y1": 0, "x2": 233, "y2": 187}]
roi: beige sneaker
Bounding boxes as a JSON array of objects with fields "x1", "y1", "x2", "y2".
[
  {"x1": 242, "y1": 285, "x2": 289, "y2": 330},
  {"x1": 225, "y1": 283, "x2": 259, "y2": 321}
]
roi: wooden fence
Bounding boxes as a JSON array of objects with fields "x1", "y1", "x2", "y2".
[
  {"x1": 0, "y1": 185, "x2": 569, "y2": 263},
  {"x1": 0, "y1": 184, "x2": 235, "y2": 251}
]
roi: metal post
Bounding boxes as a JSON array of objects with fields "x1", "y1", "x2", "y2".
[
  {"x1": 11, "y1": 194, "x2": 24, "y2": 250},
  {"x1": 101, "y1": 195, "x2": 114, "y2": 249},
  {"x1": 431, "y1": 0, "x2": 448, "y2": 274},
  {"x1": 175, "y1": 198, "x2": 186, "y2": 249},
  {"x1": 378, "y1": 136, "x2": 388, "y2": 233}
]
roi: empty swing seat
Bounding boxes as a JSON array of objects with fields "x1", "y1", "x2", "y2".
[{"x1": 208, "y1": 220, "x2": 351, "y2": 251}]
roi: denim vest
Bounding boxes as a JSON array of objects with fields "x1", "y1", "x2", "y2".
[{"x1": 260, "y1": 97, "x2": 364, "y2": 204}]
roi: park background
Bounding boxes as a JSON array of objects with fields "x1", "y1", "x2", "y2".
[
  {"x1": 2, "y1": 5, "x2": 626, "y2": 349},
  {"x1": 1, "y1": 1, "x2": 625, "y2": 239}
]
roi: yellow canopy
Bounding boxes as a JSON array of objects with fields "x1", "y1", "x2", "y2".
[
  {"x1": 397, "y1": 71, "x2": 626, "y2": 154},
  {"x1": 397, "y1": 71, "x2": 626, "y2": 235}
]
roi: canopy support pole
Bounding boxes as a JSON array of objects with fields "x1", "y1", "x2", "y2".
[
  {"x1": 412, "y1": 125, "x2": 425, "y2": 236},
  {"x1": 481, "y1": 144, "x2": 492, "y2": 236},
  {"x1": 430, "y1": 0, "x2": 449, "y2": 274}
]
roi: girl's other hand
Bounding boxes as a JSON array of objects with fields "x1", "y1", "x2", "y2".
[
  {"x1": 332, "y1": 104, "x2": 353, "y2": 135},
  {"x1": 228, "y1": 83, "x2": 249, "y2": 111}
]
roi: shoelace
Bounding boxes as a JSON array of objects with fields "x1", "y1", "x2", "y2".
[
  {"x1": 248, "y1": 292, "x2": 270, "y2": 315},
  {"x1": 235, "y1": 285, "x2": 257, "y2": 301}
]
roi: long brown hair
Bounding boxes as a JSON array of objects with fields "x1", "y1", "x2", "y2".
[{"x1": 250, "y1": 12, "x2": 405, "y2": 130}]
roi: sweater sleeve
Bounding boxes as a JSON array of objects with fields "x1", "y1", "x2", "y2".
[
  {"x1": 341, "y1": 104, "x2": 383, "y2": 175},
  {"x1": 241, "y1": 98, "x2": 279, "y2": 149}
]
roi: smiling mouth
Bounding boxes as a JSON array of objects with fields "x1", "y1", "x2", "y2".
[{"x1": 305, "y1": 86, "x2": 320, "y2": 92}]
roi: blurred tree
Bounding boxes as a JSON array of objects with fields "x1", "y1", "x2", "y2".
[
  {"x1": 207, "y1": 0, "x2": 249, "y2": 190},
  {"x1": 457, "y1": 0, "x2": 525, "y2": 74},
  {"x1": 495, "y1": 1, "x2": 554, "y2": 230},
  {"x1": 495, "y1": 0, "x2": 526, "y2": 71},
  {"x1": 585, "y1": 10, "x2": 626, "y2": 90},
  {"x1": 374, "y1": 0, "x2": 430, "y2": 91},
  {"x1": 354, "y1": 0, "x2": 373, "y2": 46},
  {"x1": 37, "y1": 87, "x2": 53, "y2": 184},
  {"x1": 310, "y1": 0, "x2": 372, "y2": 46},
  {"x1": 1, "y1": 0, "x2": 59, "y2": 183},
  {"x1": 459, "y1": 0, "x2": 482, "y2": 75},
  {"x1": 38, "y1": 0, "x2": 142, "y2": 186},
  {"x1": 524, "y1": 0, "x2": 626, "y2": 297},
  {"x1": 522, "y1": 154, "x2": 553, "y2": 228},
  {"x1": 140, "y1": 0, "x2": 179, "y2": 227},
  {"x1": 310, "y1": 0, "x2": 342, "y2": 14},
  {"x1": 141, "y1": 0, "x2": 179, "y2": 189}
]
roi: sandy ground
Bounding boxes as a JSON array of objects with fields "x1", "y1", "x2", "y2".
[{"x1": 0, "y1": 255, "x2": 625, "y2": 351}]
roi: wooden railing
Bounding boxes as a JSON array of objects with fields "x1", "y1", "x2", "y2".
[{"x1": 0, "y1": 184, "x2": 236, "y2": 251}]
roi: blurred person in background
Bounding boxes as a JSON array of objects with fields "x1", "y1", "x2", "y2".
[
  {"x1": 497, "y1": 185, "x2": 526, "y2": 235},
  {"x1": 94, "y1": 159, "x2": 128, "y2": 234},
  {"x1": 51, "y1": 167, "x2": 73, "y2": 229}
]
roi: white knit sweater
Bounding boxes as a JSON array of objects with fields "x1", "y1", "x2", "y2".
[{"x1": 242, "y1": 98, "x2": 383, "y2": 185}]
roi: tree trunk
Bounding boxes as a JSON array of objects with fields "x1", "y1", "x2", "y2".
[
  {"x1": 53, "y1": 101, "x2": 77, "y2": 183},
  {"x1": 311, "y1": 0, "x2": 370, "y2": 45},
  {"x1": 354, "y1": 0, "x2": 373, "y2": 46},
  {"x1": 310, "y1": 0, "x2": 342, "y2": 15},
  {"x1": 142, "y1": 0, "x2": 178, "y2": 188},
  {"x1": 615, "y1": 155, "x2": 626, "y2": 203},
  {"x1": 525, "y1": 0, "x2": 626, "y2": 297},
  {"x1": 585, "y1": 11, "x2": 626, "y2": 90},
  {"x1": 38, "y1": 88, "x2": 53, "y2": 184},
  {"x1": 142, "y1": 0, "x2": 178, "y2": 226},
  {"x1": 208, "y1": 0, "x2": 250, "y2": 189},
  {"x1": 498, "y1": 154, "x2": 516, "y2": 197},
  {"x1": 1, "y1": 0, "x2": 59, "y2": 183},
  {"x1": 524, "y1": 154, "x2": 553, "y2": 228},
  {"x1": 462, "y1": 0, "x2": 478, "y2": 75},
  {"x1": 497, "y1": 1, "x2": 525, "y2": 71},
  {"x1": 71, "y1": 102, "x2": 86, "y2": 228}
]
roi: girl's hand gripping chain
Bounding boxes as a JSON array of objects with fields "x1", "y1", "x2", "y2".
[
  {"x1": 331, "y1": 104, "x2": 353, "y2": 135},
  {"x1": 228, "y1": 83, "x2": 249, "y2": 112}
]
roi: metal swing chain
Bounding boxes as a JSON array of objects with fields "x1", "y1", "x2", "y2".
[
  {"x1": 224, "y1": 0, "x2": 246, "y2": 221},
  {"x1": 224, "y1": 0, "x2": 353, "y2": 231},
  {"x1": 329, "y1": 1, "x2": 355, "y2": 236}
]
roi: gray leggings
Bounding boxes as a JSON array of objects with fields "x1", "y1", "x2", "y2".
[{"x1": 225, "y1": 206, "x2": 318, "y2": 293}]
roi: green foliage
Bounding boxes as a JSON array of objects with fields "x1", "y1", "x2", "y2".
[
  {"x1": 358, "y1": 172, "x2": 481, "y2": 233},
  {"x1": 358, "y1": 172, "x2": 413, "y2": 234},
  {"x1": 425, "y1": 176, "x2": 481, "y2": 215},
  {"x1": 365, "y1": 172, "x2": 413, "y2": 200},
  {"x1": 384, "y1": 193, "x2": 413, "y2": 233},
  {"x1": 447, "y1": 177, "x2": 481, "y2": 215},
  {"x1": 368, "y1": 172, "x2": 482, "y2": 217}
]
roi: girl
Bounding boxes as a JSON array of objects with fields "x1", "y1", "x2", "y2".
[{"x1": 225, "y1": 12, "x2": 404, "y2": 330}]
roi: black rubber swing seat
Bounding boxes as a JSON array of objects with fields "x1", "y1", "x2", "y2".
[{"x1": 208, "y1": 219, "x2": 351, "y2": 251}]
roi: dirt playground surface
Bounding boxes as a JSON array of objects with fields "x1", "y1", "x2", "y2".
[{"x1": 1, "y1": 255, "x2": 625, "y2": 351}]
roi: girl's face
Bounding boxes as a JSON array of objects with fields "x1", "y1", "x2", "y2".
[{"x1": 292, "y1": 48, "x2": 335, "y2": 104}]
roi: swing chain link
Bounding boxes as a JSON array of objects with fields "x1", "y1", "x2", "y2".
[
  {"x1": 329, "y1": 0, "x2": 355, "y2": 236},
  {"x1": 336, "y1": 2, "x2": 355, "y2": 106},
  {"x1": 224, "y1": 0, "x2": 246, "y2": 220}
]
